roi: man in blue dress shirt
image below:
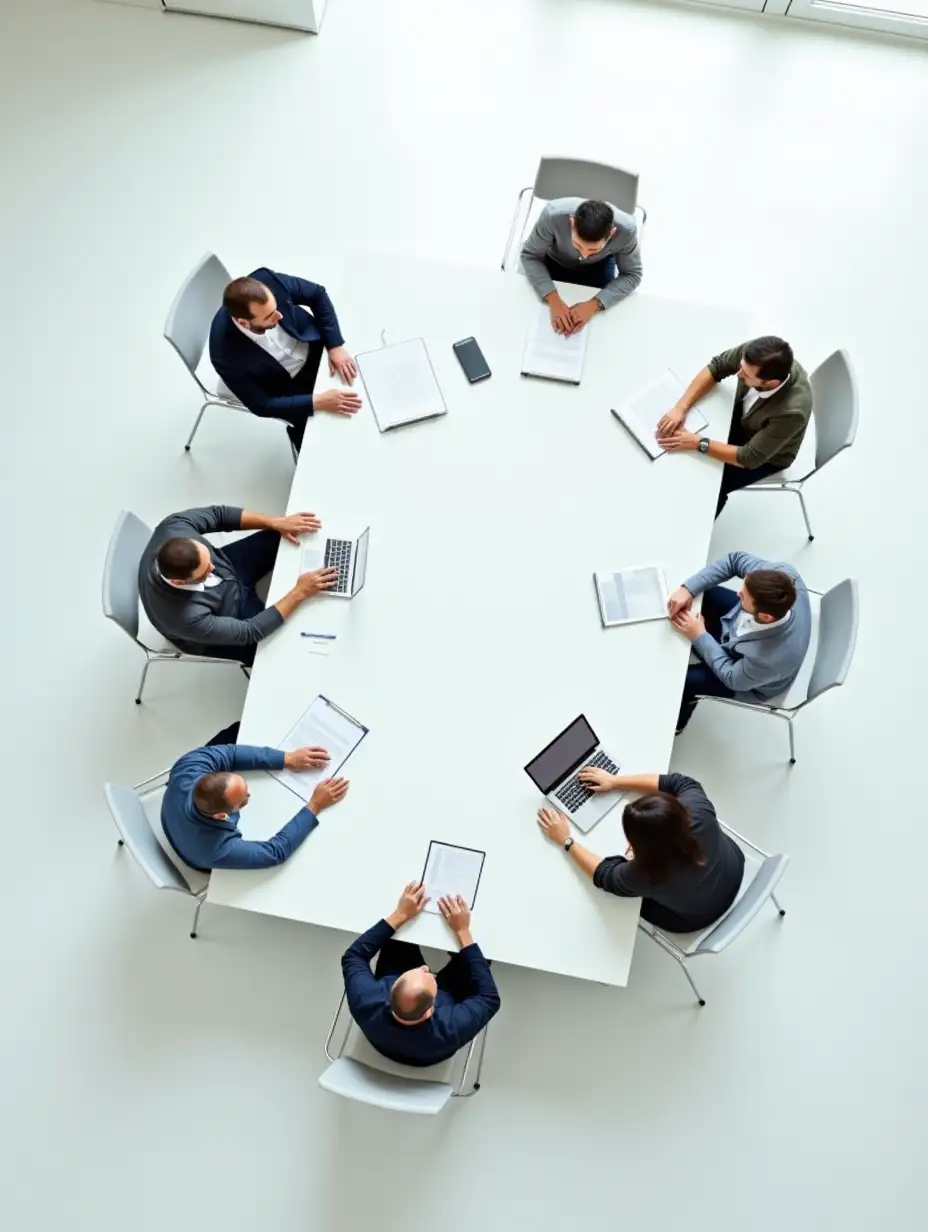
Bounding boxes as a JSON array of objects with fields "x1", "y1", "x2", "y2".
[
  {"x1": 341, "y1": 883, "x2": 501, "y2": 1067},
  {"x1": 161, "y1": 736, "x2": 349, "y2": 872}
]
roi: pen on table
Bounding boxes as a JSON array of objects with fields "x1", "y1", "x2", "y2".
[{"x1": 301, "y1": 632, "x2": 337, "y2": 640}]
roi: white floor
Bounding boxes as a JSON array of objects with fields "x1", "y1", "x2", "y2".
[{"x1": 2, "y1": 0, "x2": 926, "y2": 1228}]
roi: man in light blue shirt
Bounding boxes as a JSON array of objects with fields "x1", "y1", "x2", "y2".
[
  {"x1": 668, "y1": 550, "x2": 812, "y2": 733},
  {"x1": 161, "y1": 737, "x2": 348, "y2": 871}
]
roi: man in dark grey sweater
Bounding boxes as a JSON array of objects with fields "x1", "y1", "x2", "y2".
[{"x1": 138, "y1": 504, "x2": 337, "y2": 665}]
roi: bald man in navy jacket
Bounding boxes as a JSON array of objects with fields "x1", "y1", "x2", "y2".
[
  {"x1": 341, "y1": 883, "x2": 501, "y2": 1067},
  {"x1": 209, "y1": 268, "x2": 362, "y2": 453}
]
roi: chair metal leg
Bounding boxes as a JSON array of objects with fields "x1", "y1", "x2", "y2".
[
  {"x1": 135, "y1": 657, "x2": 153, "y2": 705},
  {"x1": 455, "y1": 1027, "x2": 489, "y2": 1097},
  {"x1": 787, "y1": 717, "x2": 796, "y2": 765},
  {"x1": 797, "y1": 489, "x2": 814, "y2": 541},
  {"x1": 190, "y1": 890, "x2": 207, "y2": 939},
  {"x1": 679, "y1": 960, "x2": 705, "y2": 1007},
  {"x1": 240, "y1": 664, "x2": 251, "y2": 681},
  {"x1": 647, "y1": 927, "x2": 706, "y2": 1005},
  {"x1": 771, "y1": 892, "x2": 786, "y2": 917},
  {"x1": 184, "y1": 403, "x2": 208, "y2": 452}
]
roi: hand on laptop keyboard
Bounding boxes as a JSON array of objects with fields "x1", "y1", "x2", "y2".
[
  {"x1": 296, "y1": 566, "x2": 340, "y2": 598},
  {"x1": 577, "y1": 766, "x2": 618, "y2": 793}
]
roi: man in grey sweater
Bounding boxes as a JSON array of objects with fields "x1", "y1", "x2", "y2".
[
  {"x1": 668, "y1": 550, "x2": 812, "y2": 732},
  {"x1": 520, "y1": 197, "x2": 642, "y2": 336},
  {"x1": 138, "y1": 504, "x2": 337, "y2": 665}
]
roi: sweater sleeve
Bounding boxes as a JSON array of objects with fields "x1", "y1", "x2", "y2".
[
  {"x1": 183, "y1": 596, "x2": 284, "y2": 647},
  {"x1": 595, "y1": 224, "x2": 642, "y2": 309},
  {"x1": 683, "y1": 550, "x2": 772, "y2": 597},
  {"x1": 593, "y1": 854, "x2": 648, "y2": 898},
  {"x1": 520, "y1": 203, "x2": 559, "y2": 300},
  {"x1": 736, "y1": 407, "x2": 809, "y2": 470},
  {"x1": 163, "y1": 505, "x2": 244, "y2": 537},
  {"x1": 342, "y1": 920, "x2": 396, "y2": 1020},
  {"x1": 658, "y1": 773, "x2": 712, "y2": 814},
  {"x1": 444, "y1": 943, "x2": 501, "y2": 1042},
  {"x1": 210, "y1": 807, "x2": 318, "y2": 870},
  {"x1": 707, "y1": 343, "x2": 747, "y2": 383},
  {"x1": 690, "y1": 630, "x2": 785, "y2": 694}
]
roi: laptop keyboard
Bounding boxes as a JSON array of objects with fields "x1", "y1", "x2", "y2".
[
  {"x1": 324, "y1": 539, "x2": 352, "y2": 593},
  {"x1": 555, "y1": 751, "x2": 619, "y2": 813}
]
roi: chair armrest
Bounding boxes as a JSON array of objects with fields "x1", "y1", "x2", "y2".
[
  {"x1": 134, "y1": 769, "x2": 171, "y2": 793},
  {"x1": 502, "y1": 186, "x2": 532, "y2": 270}
]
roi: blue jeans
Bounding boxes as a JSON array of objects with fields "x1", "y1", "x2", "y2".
[
  {"x1": 677, "y1": 586, "x2": 741, "y2": 730},
  {"x1": 543, "y1": 253, "x2": 618, "y2": 290}
]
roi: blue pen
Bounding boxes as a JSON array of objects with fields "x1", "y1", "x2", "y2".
[{"x1": 301, "y1": 632, "x2": 337, "y2": 640}]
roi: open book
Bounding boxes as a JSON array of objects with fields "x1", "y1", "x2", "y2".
[
  {"x1": 521, "y1": 304, "x2": 588, "y2": 384},
  {"x1": 611, "y1": 369, "x2": 708, "y2": 459}
]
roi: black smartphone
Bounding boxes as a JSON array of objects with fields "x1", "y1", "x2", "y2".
[{"x1": 453, "y1": 336, "x2": 492, "y2": 383}]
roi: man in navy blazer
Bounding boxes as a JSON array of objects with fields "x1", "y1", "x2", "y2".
[
  {"x1": 209, "y1": 268, "x2": 362, "y2": 453},
  {"x1": 342, "y1": 882, "x2": 501, "y2": 1067}
]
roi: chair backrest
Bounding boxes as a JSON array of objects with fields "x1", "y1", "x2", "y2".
[
  {"x1": 163, "y1": 252, "x2": 232, "y2": 377},
  {"x1": 104, "y1": 782, "x2": 191, "y2": 895},
  {"x1": 318, "y1": 1056, "x2": 453, "y2": 1115},
  {"x1": 807, "y1": 578, "x2": 859, "y2": 703},
  {"x1": 694, "y1": 854, "x2": 790, "y2": 956},
  {"x1": 533, "y1": 157, "x2": 639, "y2": 216},
  {"x1": 809, "y1": 348, "x2": 859, "y2": 471},
  {"x1": 102, "y1": 510, "x2": 152, "y2": 642}
]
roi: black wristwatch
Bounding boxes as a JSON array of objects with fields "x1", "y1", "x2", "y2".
[
  {"x1": 563, "y1": 837, "x2": 575, "y2": 853},
  {"x1": 698, "y1": 437, "x2": 710, "y2": 454}
]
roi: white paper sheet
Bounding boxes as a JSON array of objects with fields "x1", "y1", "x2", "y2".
[
  {"x1": 596, "y1": 565, "x2": 669, "y2": 627},
  {"x1": 356, "y1": 338, "x2": 447, "y2": 431},
  {"x1": 421, "y1": 842, "x2": 486, "y2": 914},
  {"x1": 270, "y1": 695, "x2": 367, "y2": 801},
  {"x1": 614, "y1": 369, "x2": 708, "y2": 459},
  {"x1": 521, "y1": 304, "x2": 588, "y2": 384}
]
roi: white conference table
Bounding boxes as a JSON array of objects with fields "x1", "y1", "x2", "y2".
[{"x1": 208, "y1": 251, "x2": 749, "y2": 986}]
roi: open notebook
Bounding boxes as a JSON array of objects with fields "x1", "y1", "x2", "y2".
[
  {"x1": 521, "y1": 304, "x2": 588, "y2": 384},
  {"x1": 611, "y1": 369, "x2": 708, "y2": 459}
]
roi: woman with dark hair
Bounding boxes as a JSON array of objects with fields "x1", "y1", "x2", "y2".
[{"x1": 536, "y1": 769, "x2": 744, "y2": 932}]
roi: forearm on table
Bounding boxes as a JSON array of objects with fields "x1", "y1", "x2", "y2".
[
  {"x1": 610, "y1": 773, "x2": 661, "y2": 794},
  {"x1": 568, "y1": 842, "x2": 602, "y2": 881},
  {"x1": 240, "y1": 510, "x2": 280, "y2": 532},
  {"x1": 678, "y1": 367, "x2": 716, "y2": 410},
  {"x1": 705, "y1": 440, "x2": 741, "y2": 466},
  {"x1": 273, "y1": 585, "x2": 307, "y2": 622}
]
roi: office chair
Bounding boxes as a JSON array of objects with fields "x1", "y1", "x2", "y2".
[
  {"x1": 638, "y1": 822, "x2": 789, "y2": 1006},
  {"x1": 104, "y1": 775, "x2": 210, "y2": 939},
  {"x1": 502, "y1": 156, "x2": 646, "y2": 273},
  {"x1": 102, "y1": 509, "x2": 250, "y2": 705},
  {"x1": 318, "y1": 990, "x2": 488, "y2": 1114},
  {"x1": 697, "y1": 578, "x2": 859, "y2": 764},
  {"x1": 739, "y1": 349, "x2": 859, "y2": 540}
]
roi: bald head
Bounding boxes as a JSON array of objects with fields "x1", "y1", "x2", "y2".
[{"x1": 390, "y1": 967, "x2": 437, "y2": 1025}]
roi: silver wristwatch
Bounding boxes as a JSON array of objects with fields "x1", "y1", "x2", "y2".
[
  {"x1": 563, "y1": 837, "x2": 575, "y2": 852},
  {"x1": 698, "y1": 437, "x2": 710, "y2": 454}
]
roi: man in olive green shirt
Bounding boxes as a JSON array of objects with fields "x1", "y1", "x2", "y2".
[{"x1": 656, "y1": 336, "x2": 813, "y2": 518}]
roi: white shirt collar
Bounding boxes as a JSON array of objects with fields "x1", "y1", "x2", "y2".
[
  {"x1": 160, "y1": 570, "x2": 222, "y2": 593},
  {"x1": 735, "y1": 608, "x2": 791, "y2": 637}
]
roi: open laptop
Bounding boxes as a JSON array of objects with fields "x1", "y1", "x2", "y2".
[
  {"x1": 523, "y1": 714, "x2": 624, "y2": 834},
  {"x1": 300, "y1": 528, "x2": 369, "y2": 599}
]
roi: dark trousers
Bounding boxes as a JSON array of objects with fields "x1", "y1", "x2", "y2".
[
  {"x1": 544, "y1": 254, "x2": 617, "y2": 290},
  {"x1": 206, "y1": 530, "x2": 280, "y2": 667},
  {"x1": 207, "y1": 720, "x2": 240, "y2": 745},
  {"x1": 250, "y1": 340, "x2": 324, "y2": 453},
  {"x1": 677, "y1": 585, "x2": 741, "y2": 731},
  {"x1": 373, "y1": 939, "x2": 476, "y2": 1002},
  {"x1": 716, "y1": 408, "x2": 779, "y2": 518}
]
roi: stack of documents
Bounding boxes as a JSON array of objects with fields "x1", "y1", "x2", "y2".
[
  {"x1": 356, "y1": 338, "x2": 447, "y2": 432},
  {"x1": 611, "y1": 369, "x2": 708, "y2": 459},
  {"x1": 594, "y1": 565, "x2": 669, "y2": 628},
  {"x1": 420, "y1": 841, "x2": 486, "y2": 914},
  {"x1": 521, "y1": 304, "x2": 588, "y2": 385}
]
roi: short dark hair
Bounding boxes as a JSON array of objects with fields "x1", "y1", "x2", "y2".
[
  {"x1": 156, "y1": 537, "x2": 201, "y2": 581},
  {"x1": 743, "y1": 336, "x2": 793, "y2": 383},
  {"x1": 622, "y1": 791, "x2": 705, "y2": 885},
  {"x1": 573, "y1": 199, "x2": 614, "y2": 244},
  {"x1": 744, "y1": 569, "x2": 797, "y2": 621},
  {"x1": 193, "y1": 772, "x2": 234, "y2": 817},
  {"x1": 223, "y1": 276, "x2": 271, "y2": 320},
  {"x1": 390, "y1": 982, "x2": 435, "y2": 1024}
]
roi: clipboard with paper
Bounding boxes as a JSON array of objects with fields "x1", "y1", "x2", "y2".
[{"x1": 270, "y1": 694, "x2": 369, "y2": 801}]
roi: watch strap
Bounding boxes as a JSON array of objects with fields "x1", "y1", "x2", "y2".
[{"x1": 563, "y1": 837, "x2": 575, "y2": 852}]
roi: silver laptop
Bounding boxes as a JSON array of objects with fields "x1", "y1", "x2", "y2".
[
  {"x1": 523, "y1": 714, "x2": 624, "y2": 834},
  {"x1": 300, "y1": 527, "x2": 369, "y2": 599}
]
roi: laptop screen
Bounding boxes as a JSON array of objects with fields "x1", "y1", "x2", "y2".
[
  {"x1": 524, "y1": 715, "x2": 598, "y2": 795},
  {"x1": 351, "y1": 528, "x2": 370, "y2": 596}
]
